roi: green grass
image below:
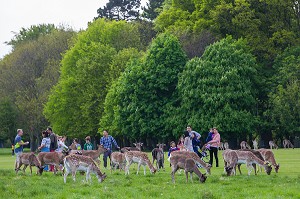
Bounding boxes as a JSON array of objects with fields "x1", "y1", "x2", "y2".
[{"x1": 0, "y1": 149, "x2": 299, "y2": 199}]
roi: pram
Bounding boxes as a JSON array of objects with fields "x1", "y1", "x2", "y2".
[{"x1": 199, "y1": 144, "x2": 210, "y2": 164}]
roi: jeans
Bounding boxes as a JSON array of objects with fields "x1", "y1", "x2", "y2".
[
  {"x1": 103, "y1": 150, "x2": 112, "y2": 168},
  {"x1": 209, "y1": 147, "x2": 219, "y2": 167}
]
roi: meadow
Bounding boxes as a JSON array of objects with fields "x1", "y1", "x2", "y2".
[{"x1": 0, "y1": 148, "x2": 299, "y2": 199}]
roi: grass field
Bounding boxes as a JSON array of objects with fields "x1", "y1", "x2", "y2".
[{"x1": 0, "y1": 148, "x2": 299, "y2": 199}]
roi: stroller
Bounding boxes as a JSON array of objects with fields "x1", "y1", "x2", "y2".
[{"x1": 199, "y1": 144, "x2": 210, "y2": 164}]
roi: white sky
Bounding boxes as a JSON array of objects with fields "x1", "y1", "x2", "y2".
[{"x1": 0, "y1": 0, "x2": 108, "y2": 59}]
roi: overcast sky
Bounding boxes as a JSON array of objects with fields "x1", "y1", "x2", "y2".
[{"x1": 0, "y1": 0, "x2": 109, "y2": 59}]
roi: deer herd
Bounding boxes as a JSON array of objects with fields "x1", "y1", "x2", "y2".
[{"x1": 15, "y1": 139, "x2": 290, "y2": 184}]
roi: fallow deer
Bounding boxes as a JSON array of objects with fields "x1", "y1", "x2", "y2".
[
  {"x1": 257, "y1": 149, "x2": 280, "y2": 173},
  {"x1": 224, "y1": 142, "x2": 229, "y2": 150},
  {"x1": 110, "y1": 152, "x2": 126, "y2": 172},
  {"x1": 151, "y1": 143, "x2": 165, "y2": 171},
  {"x1": 63, "y1": 154, "x2": 106, "y2": 183},
  {"x1": 170, "y1": 154, "x2": 207, "y2": 183},
  {"x1": 235, "y1": 150, "x2": 272, "y2": 175},
  {"x1": 240, "y1": 141, "x2": 251, "y2": 149},
  {"x1": 124, "y1": 151, "x2": 156, "y2": 175},
  {"x1": 219, "y1": 142, "x2": 225, "y2": 150},
  {"x1": 269, "y1": 141, "x2": 278, "y2": 150},
  {"x1": 16, "y1": 152, "x2": 44, "y2": 175},
  {"x1": 222, "y1": 149, "x2": 238, "y2": 176},
  {"x1": 252, "y1": 139, "x2": 258, "y2": 149},
  {"x1": 170, "y1": 150, "x2": 211, "y2": 175},
  {"x1": 121, "y1": 142, "x2": 143, "y2": 153},
  {"x1": 37, "y1": 152, "x2": 64, "y2": 174},
  {"x1": 237, "y1": 149, "x2": 265, "y2": 175},
  {"x1": 69, "y1": 145, "x2": 106, "y2": 166},
  {"x1": 283, "y1": 139, "x2": 294, "y2": 149}
]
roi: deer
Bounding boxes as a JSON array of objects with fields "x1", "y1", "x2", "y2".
[
  {"x1": 63, "y1": 154, "x2": 106, "y2": 183},
  {"x1": 110, "y1": 151, "x2": 126, "y2": 172},
  {"x1": 37, "y1": 151, "x2": 65, "y2": 174},
  {"x1": 222, "y1": 149, "x2": 238, "y2": 176},
  {"x1": 170, "y1": 150, "x2": 211, "y2": 175},
  {"x1": 151, "y1": 143, "x2": 166, "y2": 171},
  {"x1": 252, "y1": 139, "x2": 258, "y2": 149},
  {"x1": 240, "y1": 141, "x2": 251, "y2": 149},
  {"x1": 235, "y1": 150, "x2": 272, "y2": 175},
  {"x1": 170, "y1": 154, "x2": 207, "y2": 183},
  {"x1": 283, "y1": 139, "x2": 294, "y2": 149},
  {"x1": 257, "y1": 149, "x2": 280, "y2": 173},
  {"x1": 121, "y1": 142, "x2": 143, "y2": 153},
  {"x1": 269, "y1": 141, "x2": 278, "y2": 150},
  {"x1": 219, "y1": 142, "x2": 225, "y2": 150},
  {"x1": 124, "y1": 151, "x2": 156, "y2": 175},
  {"x1": 15, "y1": 152, "x2": 44, "y2": 175},
  {"x1": 69, "y1": 145, "x2": 106, "y2": 166},
  {"x1": 223, "y1": 142, "x2": 229, "y2": 150},
  {"x1": 237, "y1": 149, "x2": 265, "y2": 175}
]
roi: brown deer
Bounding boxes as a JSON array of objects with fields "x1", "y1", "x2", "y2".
[
  {"x1": 219, "y1": 142, "x2": 225, "y2": 150},
  {"x1": 110, "y1": 152, "x2": 126, "y2": 172},
  {"x1": 283, "y1": 139, "x2": 294, "y2": 149},
  {"x1": 170, "y1": 154, "x2": 207, "y2": 183},
  {"x1": 69, "y1": 145, "x2": 106, "y2": 166},
  {"x1": 222, "y1": 149, "x2": 238, "y2": 176},
  {"x1": 121, "y1": 142, "x2": 143, "y2": 153},
  {"x1": 257, "y1": 149, "x2": 280, "y2": 173},
  {"x1": 269, "y1": 141, "x2": 278, "y2": 150},
  {"x1": 63, "y1": 154, "x2": 106, "y2": 183},
  {"x1": 240, "y1": 141, "x2": 251, "y2": 149},
  {"x1": 235, "y1": 150, "x2": 272, "y2": 175},
  {"x1": 237, "y1": 149, "x2": 265, "y2": 175},
  {"x1": 16, "y1": 152, "x2": 44, "y2": 175},
  {"x1": 223, "y1": 142, "x2": 229, "y2": 150},
  {"x1": 124, "y1": 151, "x2": 156, "y2": 175},
  {"x1": 170, "y1": 150, "x2": 211, "y2": 175},
  {"x1": 151, "y1": 143, "x2": 165, "y2": 171},
  {"x1": 37, "y1": 152, "x2": 64, "y2": 174},
  {"x1": 252, "y1": 139, "x2": 258, "y2": 149}
]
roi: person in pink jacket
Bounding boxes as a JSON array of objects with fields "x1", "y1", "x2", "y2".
[{"x1": 207, "y1": 127, "x2": 220, "y2": 167}]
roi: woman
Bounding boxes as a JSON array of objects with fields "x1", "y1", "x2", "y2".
[
  {"x1": 38, "y1": 131, "x2": 51, "y2": 171},
  {"x1": 207, "y1": 127, "x2": 220, "y2": 167},
  {"x1": 184, "y1": 131, "x2": 193, "y2": 152}
]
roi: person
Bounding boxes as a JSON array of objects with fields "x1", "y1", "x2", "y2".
[
  {"x1": 186, "y1": 125, "x2": 201, "y2": 140},
  {"x1": 168, "y1": 141, "x2": 180, "y2": 157},
  {"x1": 206, "y1": 128, "x2": 213, "y2": 143},
  {"x1": 183, "y1": 131, "x2": 193, "y2": 152},
  {"x1": 11, "y1": 144, "x2": 15, "y2": 156},
  {"x1": 14, "y1": 129, "x2": 29, "y2": 171},
  {"x1": 100, "y1": 130, "x2": 120, "y2": 169},
  {"x1": 84, "y1": 136, "x2": 93, "y2": 150},
  {"x1": 47, "y1": 127, "x2": 57, "y2": 172},
  {"x1": 177, "y1": 135, "x2": 185, "y2": 151},
  {"x1": 191, "y1": 132, "x2": 202, "y2": 158},
  {"x1": 207, "y1": 127, "x2": 220, "y2": 167},
  {"x1": 38, "y1": 131, "x2": 51, "y2": 171},
  {"x1": 73, "y1": 138, "x2": 82, "y2": 150},
  {"x1": 56, "y1": 135, "x2": 68, "y2": 152}
]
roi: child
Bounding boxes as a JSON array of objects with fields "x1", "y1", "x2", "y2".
[
  {"x1": 168, "y1": 141, "x2": 180, "y2": 157},
  {"x1": 177, "y1": 136, "x2": 185, "y2": 151},
  {"x1": 84, "y1": 136, "x2": 93, "y2": 150},
  {"x1": 73, "y1": 138, "x2": 82, "y2": 150}
]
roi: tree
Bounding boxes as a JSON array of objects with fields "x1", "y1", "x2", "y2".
[
  {"x1": 0, "y1": 98, "x2": 18, "y2": 144},
  {"x1": 96, "y1": 0, "x2": 141, "y2": 21},
  {"x1": 177, "y1": 37, "x2": 258, "y2": 145},
  {"x1": 142, "y1": 0, "x2": 164, "y2": 21}
]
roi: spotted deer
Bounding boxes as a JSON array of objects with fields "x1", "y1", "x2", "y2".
[
  {"x1": 269, "y1": 141, "x2": 278, "y2": 150},
  {"x1": 110, "y1": 152, "x2": 126, "y2": 172},
  {"x1": 69, "y1": 145, "x2": 106, "y2": 166},
  {"x1": 240, "y1": 141, "x2": 251, "y2": 149},
  {"x1": 124, "y1": 151, "x2": 156, "y2": 175},
  {"x1": 222, "y1": 149, "x2": 238, "y2": 176},
  {"x1": 237, "y1": 149, "x2": 265, "y2": 175},
  {"x1": 121, "y1": 142, "x2": 143, "y2": 153},
  {"x1": 170, "y1": 150, "x2": 211, "y2": 175},
  {"x1": 257, "y1": 149, "x2": 280, "y2": 173},
  {"x1": 235, "y1": 150, "x2": 272, "y2": 175},
  {"x1": 63, "y1": 154, "x2": 106, "y2": 183},
  {"x1": 170, "y1": 154, "x2": 207, "y2": 183},
  {"x1": 16, "y1": 152, "x2": 44, "y2": 175},
  {"x1": 283, "y1": 139, "x2": 294, "y2": 149}
]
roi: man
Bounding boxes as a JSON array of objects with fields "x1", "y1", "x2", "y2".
[
  {"x1": 47, "y1": 127, "x2": 57, "y2": 172},
  {"x1": 186, "y1": 125, "x2": 201, "y2": 140},
  {"x1": 14, "y1": 129, "x2": 29, "y2": 170},
  {"x1": 100, "y1": 130, "x2": 120, "y2": 169}
]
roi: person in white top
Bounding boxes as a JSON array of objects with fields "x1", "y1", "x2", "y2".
[
  {"x1": 56, "y1": 136, "x2": 68, "y2": 152},
  {"x1": 184, "y1": 131, "x2": 193, "y2": 152}
]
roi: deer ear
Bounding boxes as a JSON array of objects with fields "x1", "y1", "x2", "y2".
[
  {"x1": 140, "y1": 143, "x2": 143, "y2": 146},
  {"x1": 156, "y1": 144, "x2": 159, "y2": 147},
  {"x1": 133, "y1": 143, "x2": 136, "y2": 146}
]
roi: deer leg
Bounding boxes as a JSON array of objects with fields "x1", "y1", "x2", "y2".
[
  {"x1": 171, "y1": 165, "x2": 179, "y2": 183},
  {"x1": 125, "y1": 160, "x2": 132, "y2": 175},
  {"x1": 22, "y1": 164, "x2": 27, "y2": 174},
  {"x1": 136, "y1": 161, "x2": 141, "y2": 175},
  {"x1": 184, "y1": 170, "x2": 189, "y2": 183},
  {"x1": 237, "y1": 164, "x2": 242, "y2": 175},
  {"x1": 86, "y1": 168, "x2": 91, "y2": 183},
  {"x1": 72, "y1": 170, "x2": 77, "y2": 182},
  {"x1": 64, "y1": 168, "x2": 70, "y2": 183},
  {"x1": 29, "y1": 165, "x2": 33, "y2": 175},
  {"x1": 247, "y1": 163, "x2": 253, "y2": 176}
]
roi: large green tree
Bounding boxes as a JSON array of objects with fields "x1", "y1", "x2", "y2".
[{"x1": 177, "y1": 37, "x2": 258, "y2": 144}]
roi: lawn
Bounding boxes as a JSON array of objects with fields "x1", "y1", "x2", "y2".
[{"x1": 0, "y1": 148, "x2": 299, "y2": 199}]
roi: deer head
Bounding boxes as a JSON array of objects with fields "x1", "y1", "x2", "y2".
[{"x1": 199, "y1": 173, "x2": 207, "y2": 183}]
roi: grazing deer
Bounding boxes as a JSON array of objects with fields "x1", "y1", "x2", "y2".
[
  {"x1": 240, "y1": 141, "x2": 251, "y2": 149},
  {"x1": 222, "y1": 150, "x2": 238, "y2": 176},
  {"x1": 151, "y1": 143, "x2": 166, "y2": 171},
  {"x1": 223, "y1": 142, "x2": 229, "y2": 150},
  {"x1": 257, "y1": 149, "x2": 280, "y2": 173},
  {"x1": 269, "y1": 141, "x2": 278, "y2": 150},
  {"x1": 110, "y1": 152, "x2": 126, "y2": 172},
  {"x1": 16, "y1": 152, "x2": 44, "y2": 175},
  {"x1": 235, "y1": 150, "x2": 272, "y2": 175},
  {"x1": 237, "y1": 149, "x2": 265, "y2": 175},
  {"x1": 252, "y1": 139, "x2": 258, "y2": 149},
  {"x1": 170, "y1": 150, "x2": 211, "y2": 175},
  {"x1": 283, "y1": 139, "x2": 294, "y2": 149},
  {"x1": 37, "y1": 152, "x2": 65, "y2": 174},
  {"x1": 121, "y1": 142, "x2": 143, "y2": 153},
  {"x1": 124, "y1": 151, "x2": 156, "y2": 175},
  {"x1": 219, "y1": 142, "x2": 225, "y2": 150},
  {"x1": 69, "y1": 145, "x2": 106, "y2": 166},
  {"x1": 170, "y1": 154, "x2": 207, "y2": 183},
  {"x1": 64, "y1": 154, "x2": 106, "y2": 183}
]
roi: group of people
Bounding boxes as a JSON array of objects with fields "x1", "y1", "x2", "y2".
[
  {"x1": 14, "y1": 125, "x2": 220, "y2": 173},
  {"x1": 168, "y1": 126, "x2": 221, "y2": 167}
]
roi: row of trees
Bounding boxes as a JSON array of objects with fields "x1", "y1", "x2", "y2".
[{"x1": 0, "y1": 0, "x2": 299, "y2": 149}]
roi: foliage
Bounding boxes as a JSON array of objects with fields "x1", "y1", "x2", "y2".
[
  {"x1": 177, "y1": 37, "x2": 258, "y2": 140},
  {"x1": 141, "y1": 0, "x2": 164, "y2": 20},
  {"x1": 96, "y1": 0, "x2": 141, "y2": 21},
  {"x1": 0, "y1": 98, "x2": 17, "y2": 143}
]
